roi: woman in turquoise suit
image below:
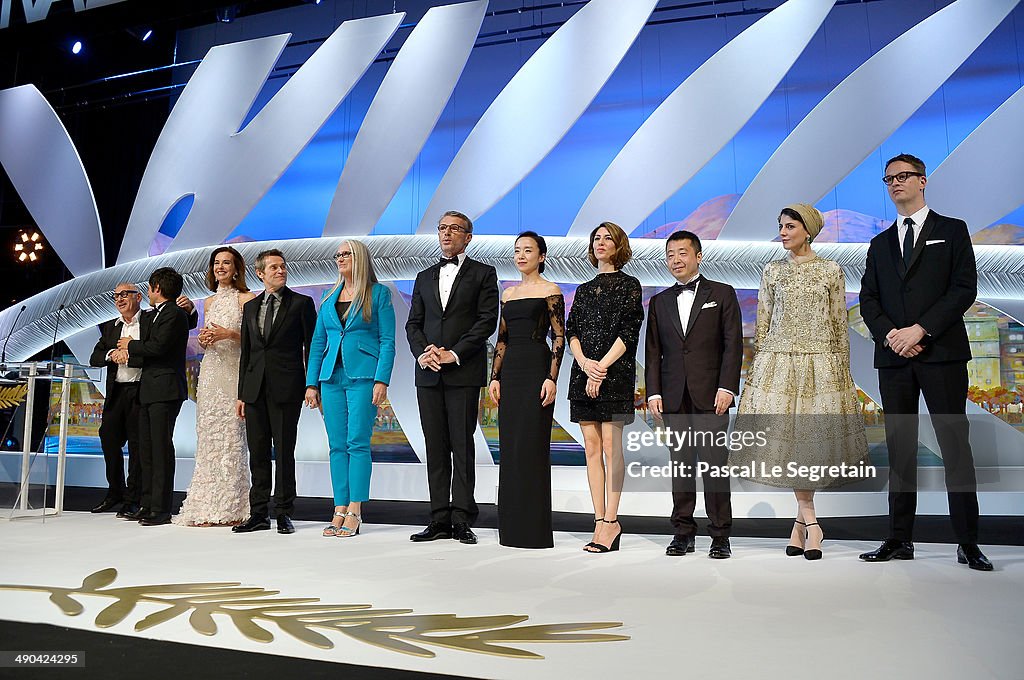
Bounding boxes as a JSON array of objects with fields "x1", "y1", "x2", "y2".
[{"x1": 305, "y1": 240, "x2": 396, "y2": 538}]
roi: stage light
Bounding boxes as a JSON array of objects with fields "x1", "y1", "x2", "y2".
[
  {"x1": 127, "y1": 27, "x2": 154, "y2": 42},
  {"x1": 71, "y1": 40, "x2": 83, "y2": 55},
  {"x1": 13, "y1": 230, "x2": 44, "y2": 264},
  {"x1": 216, "y1": 6, "x2": 238, "y2": 22}
]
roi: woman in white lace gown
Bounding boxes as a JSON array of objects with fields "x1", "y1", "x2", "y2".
[{"x1": 174, "y1": 246, "x2": 256, "y2": 526}]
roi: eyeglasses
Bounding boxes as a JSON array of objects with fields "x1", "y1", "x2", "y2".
[
  {"x1": 333, "y1": 251, "x2": 352, "y2": 261},
  {"x1": 112, "y1": 291, "x2": 140, "y2": 300},
  {"x1": 437, "y1": 223, "x2": 468, "y2": 234},
  {"x1": 882, "y1": 171, "x2": 924, "y2": 185}
]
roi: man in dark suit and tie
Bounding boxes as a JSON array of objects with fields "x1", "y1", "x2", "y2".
[
  {"x1": 646, "y1": 231, "x2": 743, "y2": 559},
  {"x1": 116, "y1": 268, "x2": 191, "y2": 526},
  {"x1": 233, "y1": 249, "x2": 316, "y2": 535},
  {"x1": 406, "y1": 210, "x2": 499, "y2": 545},
  {"x1": 859, "y1": 153, "x2": 991, "y2": 571}
]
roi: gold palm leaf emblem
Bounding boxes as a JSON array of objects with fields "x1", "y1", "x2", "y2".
[{"x1": 0, "y1": 384, "x2": 28, "y2": 409}]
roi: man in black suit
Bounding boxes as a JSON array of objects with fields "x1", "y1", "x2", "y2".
[
  {"x1": 89, "y1": 283, "x2": 145, "y2": 516},
  {"x1": 646, "y1": 231, "x2": 743, "y2": 559},
  {"x1": 116, "y1": 268, "x2": 191, "y2": 526},
  {"x1": 406, "y1": 210, "x2": 499, "y2": 545},
  {"x1": 233, "y1": 249, "x2": 316, "y2": 535},
  {"x1": 859, "y1": 153, "x2": 991, "y2": 571}
]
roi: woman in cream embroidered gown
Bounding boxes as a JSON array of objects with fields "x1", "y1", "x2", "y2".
[
  {"x1": 174, "y1": 246, "x2": 256, "y2": 527},
  {"x1": 734, "y1": 204, "x2": 868, "y2": 559}
]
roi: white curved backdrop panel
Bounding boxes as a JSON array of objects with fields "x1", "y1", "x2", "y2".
[
  {"x1": 568, "y1": 0, "x2": 835, "y2": 236},
  {"x1": 720, "y1": 0, "x2": 1021, "y2": 241},
  {"x1": 415, "y1": 0, "x2": 658, "y2": 233},
  {"x1": 324, "y1": 1, "x2": 488, "y2": 238},
  {"x1": 0, "y1": 85, "x2": 104, "y2": 276}
]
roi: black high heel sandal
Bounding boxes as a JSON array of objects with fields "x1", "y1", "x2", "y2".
[
  {"x1": 803, "y1": 522, "x2": 823, "y2": 561},
  {"x1": 786, "y1": 519, "x2": 807, "y2": 556},
  {"x1": 586, "y1": 519, "x2": 622, "y2": 553},
  {"x1": 583, "y1": 517, "x2": 602, "y2": 551}
]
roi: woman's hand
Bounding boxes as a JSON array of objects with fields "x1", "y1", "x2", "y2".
[
  {"x1": 304, "y1": 387, "x2": 321, "y2": 409},
  {"x1": 488, "y1": 380, "x2": 500, "y2": 406},
  {"x1": 583, "y1": 358, "x2": 607, "y2": 381},
  {"x1": 203, "y1": 322, "x2": 233, "y2": 345},
  {"x1": 540, "y1": 378, "x2": 556, "y2": 407},
  {"x1": 585, "y1": 377, "x2": 602, "y2": 399},
  {"x1": 372, "y1": 382, "x2": 388, "y2": 407}
]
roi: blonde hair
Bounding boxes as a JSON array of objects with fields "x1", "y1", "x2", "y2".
[{"x1": 327, "y1": 240, "x2": 379, "y2": 323}]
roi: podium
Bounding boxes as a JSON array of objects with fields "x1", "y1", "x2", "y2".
[{"x1": 1, "y1": 361, "x2": 94, "y2": 520}]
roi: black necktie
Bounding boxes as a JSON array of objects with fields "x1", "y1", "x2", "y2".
[
  {"x1": 262, "y1": 294, "x2": 276, "y2": 342},
  {"x1": 902, "y1": 218, "x2": 915, "y2": 268},
  {"x1": 674, "y1": 277, "x2": 700, "y2": 295},
  {"x1": 439, "y1": 256, "x2": 459, "y2": 267}
]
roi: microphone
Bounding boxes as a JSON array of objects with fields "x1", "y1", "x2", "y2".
[{"x1": 1, "y1": 304, "x2": 28, "y2": 370}]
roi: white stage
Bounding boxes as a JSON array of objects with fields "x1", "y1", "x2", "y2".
[{"x1": 1, "y1": 513, "x2": 1022, "y2": 679}]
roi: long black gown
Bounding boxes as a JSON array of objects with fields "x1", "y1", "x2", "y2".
[{"x1": 491, "y1": 295, "x2": 566, "y2": 548}]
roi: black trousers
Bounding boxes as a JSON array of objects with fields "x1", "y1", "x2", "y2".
[
  {"x1": 245, "y1": 385, "x2": 301, "y2": 518},
  {"x1": 877, "y1": 361, "x2": 979, "y2": 543},
  {"x1": 98, "y1": 382, "x2": 142, "y2": 503},
  {"x1": 417, "y1": 383, "x2": 480, "y2": 526},
  {"x1": 139, "y1": 399, "x2": 182, "y2": 514},
  {"x1": 664, "y1": 389, "x2": 732, "y2": 539}
]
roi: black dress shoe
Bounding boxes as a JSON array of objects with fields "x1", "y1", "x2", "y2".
[
  {"x1": 665, "y1": 536, "x2": 696, "y2": 556},
  {"x1": 140, "y1": 512, "x2": 172, "y2": 526},
  {"x1": 91, "y1": 497, "x2": 123, "y2": 513},
  {"x1": 957, "y1": 544, "x2": 994, "y2": 571},
  {"x1": 452, "y1": 523, "x2": 478, "y2": 545},
  {"x1": 859, "y1": 539, "x2": 914, "y2": 562},
  {"x1": 116, "y1": 502, "x2": 140, "y2": 519},
  {"x1": 122, "y1": 506, "x2": 149, "y2": 521},
  {"x1": 232, "y1": 515, "x2": 271, "y2": 533},
  {"x1": 708, "y1": 537, "x2": 732, "y2": 559},
  {"x1": 277, "y1": 515, "x2": 295, "y2": 534},
  {"x1": 410, "y1": 522, "x2": 452, "y2": 542}
]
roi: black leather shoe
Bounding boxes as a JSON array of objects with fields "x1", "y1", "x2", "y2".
[
  {"x1": 122, "y1": 506, "x2": 148, "y2": 521},
  {"x1": 452, "y1": 523, "x2": 478, "y2": 545},
  {"x1": 708, "y1": 537, "x2": 732, "y2": 559},
  {"x1": 859, "y1": 539, "x2": 914, "y2": 562},
  {"x1": 277, "y1": 515, "x2": 295, "y2": 534},
  {"x1": 140, "y1": 512, "x2": 172, "y2": 526},
  {"x1": 665, "y1": 536, "x2": 696, "y2": 556},
  {"x1": 957, "y1": 544, "x2": 994, "y2": 572},
  {"x1": 232, "y1": 515, "x2": 271, "y2": 533},
  {"x1": 410, "y1": 522, "x2": 452, "y2": 542},
  {"x1": 116, "y1": 502, "x2": 140, "y2": 519},
  {"x1": 91, "y1": 496, "x2": 123, "y2": 513}
]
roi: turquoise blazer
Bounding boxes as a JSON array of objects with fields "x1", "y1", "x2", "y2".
[{"x1": 306, "y1": 283, "x2": 396, "y2": 385}]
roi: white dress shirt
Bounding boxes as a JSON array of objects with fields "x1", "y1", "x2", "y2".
[
  {"x1": 107, "y1": 312, "x2": 142, "y2": 383},
  {"x1": 897, "y1": 205, "x2": 930, "y2": 258},
  {"x1": 438, "y1": 252, "x2": 467, "y2": 310}
]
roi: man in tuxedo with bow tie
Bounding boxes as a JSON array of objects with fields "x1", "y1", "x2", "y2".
[
  {"x1": 859, "y1": 153, "x2": 991, "y2": 571},
  {"x1": 406, "y1": 210, "x2": 499, "y2": 545},
  {"x1": 646, "y1": 231, "x2": 742, "y2": 559},
  {"x1": 233, "y1": 249, "x2": 317, "y2": 535}
]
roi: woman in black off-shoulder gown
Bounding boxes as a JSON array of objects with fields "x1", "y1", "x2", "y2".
[{"x1": 489, "y1": 232, "x2": 565, "y2": 549}]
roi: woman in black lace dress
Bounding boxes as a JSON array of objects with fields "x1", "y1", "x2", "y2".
[
  {"x1": 488, "y1": 232, "x2": 565, "y2": 548},
  {"x1": 565, "y1": 222, "x2": 644, "y2": 553}
]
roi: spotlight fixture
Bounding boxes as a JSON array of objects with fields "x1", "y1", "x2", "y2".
[
  {"x1": 127, "y1": 26, "x2": 154, "y2": 42},
  {"x1": 13, "y1": 230, "x2": 44, "y2": 264},
  {"x1": 216, "y1": 5, "x2": 239, "y2": 22},
  {"x1": 71, "y1": 40, "x2": 83, "y2": 55}
]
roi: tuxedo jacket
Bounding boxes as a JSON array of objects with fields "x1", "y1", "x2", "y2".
[
  {"x1": 125, "y1": 304, "x2": 191, "y2": 405},
  {"x1": 405, "y1": 257, "x2": 499, "y2": 388},
  {"x1": 238, "y1": 287, "x2": 317, "y2": 404},
  {"x1": 90, "y1": 309, "x2": 197, "y2": 394},
  {"x1": 645, "y1": 277, "x2": 743, "y2": 413},
  {"x1": 859, "y1": 210, "x2": 977, "y2": 368}
]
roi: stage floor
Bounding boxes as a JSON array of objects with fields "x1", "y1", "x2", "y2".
[{"x1": 1, "y1": 513, "x2": 1022, "y2": 679}]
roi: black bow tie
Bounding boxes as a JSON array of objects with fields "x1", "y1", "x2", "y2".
[
  {"x1": 674, "y1": 277, "x2": 701, "y2": 294},
  {"x1": 439, "y1": 256, "x2": 459, "y2": 267}
]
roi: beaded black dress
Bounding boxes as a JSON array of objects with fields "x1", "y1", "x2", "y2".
[
  {"x1": 490, "y1": 294, "x2": 565, "y2": 548},
  {"x1": 565, "y1": 271, "x2": 644, "y2": 424}
]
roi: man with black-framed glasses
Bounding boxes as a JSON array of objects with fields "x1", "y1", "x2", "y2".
[{"x1": 859, "y1": 153, "x2": 991, "y2": 571}]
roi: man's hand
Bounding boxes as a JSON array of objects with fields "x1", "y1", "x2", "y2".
[
  {"x1": 176, "y1": 296, "x2": 195, "y2": 314},
  {"x1": 372, "y1": 382, "x2": 388, "y2": 407},
  {"x1": 110, "y1": 349, "x2": 129, "y2": 365},
  {"x1": 714, "y1": 389, "x2": 734, "y2": 416},
  {"x1": 436, "y1": 348, "x2": 457, "y2": 365},
  {"x1": 236, "y1": 400, "x2": 246, "y2": 419},
  {"x1": 116, "y1": 337, "x2": 131, "y2": 351},
  {"x1": 418, "y1": 344, "x2": 441, "y2": 372},
  {"x1": 888, "y1": 324, "x2": 926, "y2": 354},
  {"x1": 898, "y1": 344, "x2": 925, "y2": 358},
  {"x1": 648, "y1": 397, "x2": 663, "y2": 420}
]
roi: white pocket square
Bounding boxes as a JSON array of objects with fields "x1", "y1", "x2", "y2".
[
  {"x1": 926, "y1": 239, "x2": 945, "y2": 245},
  {"x1": 701, "y1": 301, "x2": 718, "y2": 309}
]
